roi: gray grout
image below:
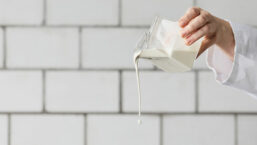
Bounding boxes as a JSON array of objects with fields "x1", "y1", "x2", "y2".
[
  {"x1": 42, "y1": 0, "x2": 47, "y2": 25},
  {"x1": 118, "y1": 0, "x2": 122, "y2": 26},
  {"x1": 84, "y1": 114, "x2": 87, "y2": 145},
  {"x1": 8, "y1": 114, "x2": 11, "y2": 145},
  {"x1": 0, "y1": 67, "x2": 211, "y2": 71},
  {"x1": 193, "y1": 0, "x2": 197, "y2": 6},
  {"x1": 2, "y1": 26, "x2": 6, "y2": 68},
  {"x1": 195, "y1": 70, "x2": 199, "y2": 113},
  {"x1": 42, "y1": 70, "x2": 46, "y2": 113},
  {"x1": 159, "y1": 114, "x2": 163, "y2": 145},
  {"x1": 0, "y1": 25, "x2": 150, "y2": 28},
  {"x1": 79, "y1": 27, "x2": 83, "y2": 69},
  {"x1": 235, "y1": 114, "x2": 238, "y2": 145},
  {"x1": 119, "y1": 70, "x2": 123, "y2": 113},
  {"x1": 1, "y1": 112, "x2": 257, "y2": 115}
]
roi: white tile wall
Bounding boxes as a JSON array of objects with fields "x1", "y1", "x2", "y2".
[
  {"x1": 11, "y1": 115, "x2": 84, "y2": 145},
  {"x1": 0, "y1": 0, "x2": 256, "y2": 144},
  {"x1": 122, "y1": 0, "x2": 193, "y2": 26},
  {"x1": 0, "y1": 0, "x2": 43, "y2": 25},
  {"x1": 6, "y1": 28, "x2": 79, "y2": 68},
  {"x1": 122, "y1": 71, "x2": 195, "y2": 112},
  {"x1": 87, "y1": 115, "x2": 160, "y2": 145},
  {"x1": 238, "y1": 115, "x2": 257, "y2": 145},
  {"x1": 82, "y1": 28, "x2": 153, "y2": 69},
  {"x1": 197, "y1": 0, "x2": 257, "y2": 26},
  {"x1": 0, "y1": 71, "x2": 42, "y2": 112},
  {"x1": 47, "y1": 0, "x2": 119, "y2": 25},
  {"x1": 199, "y1": 72, "x2": 257, "y2": 112},
  {"x1": 163, "y1": 115, "x2": 235, "y2": 145},
  {"x1": 0, "y1": 115, "x2": 8, "y2": 145},
  {"x1": 46, "y1": 71, "x2": 119, "y2": 112}
]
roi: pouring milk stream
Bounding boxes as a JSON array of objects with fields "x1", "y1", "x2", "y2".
[{"x1": 134, "y1": 17, "x2": 202, "y2": 124}]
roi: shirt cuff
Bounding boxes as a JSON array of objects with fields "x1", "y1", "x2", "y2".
[{"x1": 206, "y1": 21, "x2": 240, "y2": 85}]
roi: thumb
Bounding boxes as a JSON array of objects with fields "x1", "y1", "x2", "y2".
[{"x1": 196, "y1": 36, "x2": 215, "y2": 58}]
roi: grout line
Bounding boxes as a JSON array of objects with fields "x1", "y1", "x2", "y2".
[
  {"x1": 1, "y1": 112, "x2": 257, "y2": 115},
  {"x1": 0, "y1": 67, "x2": 210, "y2": 71},
  {"x1": 2, "y1": 26, "x2": 6, "y2": 68},
  {"x1": 42, "y1": 70, "x2": 46, "y2": 112},
  {"x1": 84, "y1": 114, "x2": 87, "y2": 145},
  {"x1": 8, "y1": 114, "x2": 11, "y2": 145},
  {"x1": 118, "y1": 0, "x2": 122, "y2": 26},
  {"x1": 1, "y1": 25, "x2": 150, "y2": 28},
  {"x1": 79, "y1": 27, "x2": 83, "y2": 69},
  {"x1": 234, "y1": 114, "x2": 238, "y2": 145},
  {"x1": 119, "y1": 70, "x2": 123, "y2": 113},
  {"x1": 159, "y1": 114, "x2": 163, "y2": 145},
  {"x1": 195, "y1": 70, "x2": 199, "y2": 113},
  {"x1": 42, "y1": 0, "x2": 47, "y2": 25},
  {"x1": 193, "y1": 0, "x2": 197, "y2": 6}
]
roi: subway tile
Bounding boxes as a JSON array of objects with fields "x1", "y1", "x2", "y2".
[
  {"x1": 87, "y1": 115, "x2": 159, "y2": 145},
  {"x1": 163, "y1": 115, "x2": 234, "y2": 145},
  {"x1": 238, "y1": 115, "x2": 257, "y2": 145},
  {"x1": 6, "y1": 28, "x2": 79, "y2": 68},
  {"x1": 11, "y1": 115, "x2": 84, "y2": 145},
  {"x1": 47, "y1": 0, "x2": 118, "y2": 25},
  {"x1": 199, "y1": 72, "x2": 257, "y2": 112},
  {"x1": 0, "y1": 0, "x2": 43, "y2": 25},
  {"x1": 46, "y1": 71, "x2": 119, "y2": 112},
  {"x1": 0, "y1": 115, "x2": 8, "y2": 145},
  {"x1": 0, "y1": 71, "x2": 42, "y2": 112},
  {"x1": 122, "y1": 71, "x2": 195, "y2": 112},
  {"x1": 197, "y1": 0, "x2": 257, "y2": 26},
  {"x1": 122, "y1": 0, "x2": 193, "y2": 25}
]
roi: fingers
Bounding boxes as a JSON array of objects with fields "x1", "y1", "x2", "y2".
[
  {"x1": 179, "y1": 7, "x2": 201, "y2": 27},
  {"x1": 185, "y1": 23, "x2": 212, "y2": 45},
  {"x1": 181, "y1": 12, "x2": 210, "y2": 38},
  {"x1": 179, "y1": 7, "x2": 217, "y2": 58},
  {"x1": 196, "y1": 36, "x2": 216, "y2": 58}
]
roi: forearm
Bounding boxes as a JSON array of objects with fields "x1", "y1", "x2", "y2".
[{"x1": 207, "y1": 21, "x2": 257, "y2": 97}]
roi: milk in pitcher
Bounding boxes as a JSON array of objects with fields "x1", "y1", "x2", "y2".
[{"x1": 134, "y1": 17, "x2": 202, "y2": 124}]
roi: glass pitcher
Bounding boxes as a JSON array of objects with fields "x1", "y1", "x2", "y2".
[{"x1": 135, "y1": 17, "x2": 203, "y2": 72}]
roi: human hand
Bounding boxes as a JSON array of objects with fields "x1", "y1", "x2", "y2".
[{"x1": 178, "y1": 7, "x2": 235, "y2": 60}]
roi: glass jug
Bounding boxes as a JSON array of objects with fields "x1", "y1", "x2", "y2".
[{"x1": 134, "y1": 17, "x2": 203, "y2": 72}]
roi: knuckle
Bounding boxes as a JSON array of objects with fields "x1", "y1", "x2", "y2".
[
  {"x1": 198, "y1": 16, "x2": 205, "y2": 23},
  {"x1": 190, "y1": 35, "x2": 196, "y2": 41},
  {"x1": 190, "y1": 7, "x2": 200, "y2": 15},
  {"x1": 205, "y1": 24, "x2": 211, "y2": 31},
  {"x1": 187, "y1": 25, "x2": 194, "y2": 32},
  {"x1": 200, "y1": 13, "x2": 209, "y2": 22},
  {"x1": 199, "y1": 27, "x2": 205, "y2": 33},
  {"x1": 192, "y1": 6, "x2": 200, "y2": 10}
]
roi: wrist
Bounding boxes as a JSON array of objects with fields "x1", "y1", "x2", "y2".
[{"x1": 216, "y1": 18, "x2": 235, "y2": 61}]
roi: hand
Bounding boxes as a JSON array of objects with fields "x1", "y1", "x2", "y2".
[{"x1": 178, "y1": 7, "x2": 235, "y2": 60}]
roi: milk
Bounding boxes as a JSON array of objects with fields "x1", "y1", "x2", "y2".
[
  {"x1": 134, "y1": 17, "x2": 202, "y2": 124},
  {"x1": 134, "y1": 57, "x2": 142, "y2": 124}
]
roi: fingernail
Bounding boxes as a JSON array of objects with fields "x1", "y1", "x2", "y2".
[
  {"x1": 185, "y1": 39, "x2": 191, "y2": 45},
  {"x1": 181, "y1": 31, "x2": 186, "y2": 38},
  {"x1": 179, "y1": 21, "x2": 184, "y2": 27},
  {"x1": 179, "y1": 30, "x2": 184, "y2": 37}
]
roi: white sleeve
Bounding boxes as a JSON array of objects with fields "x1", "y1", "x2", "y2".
[{"x1": 206, "y1": 22, "x2": 257, "y2": 97}]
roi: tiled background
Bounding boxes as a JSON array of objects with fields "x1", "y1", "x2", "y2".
[{"x1": 0, "y1": 0, "x2": 257, "y2": 145}]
